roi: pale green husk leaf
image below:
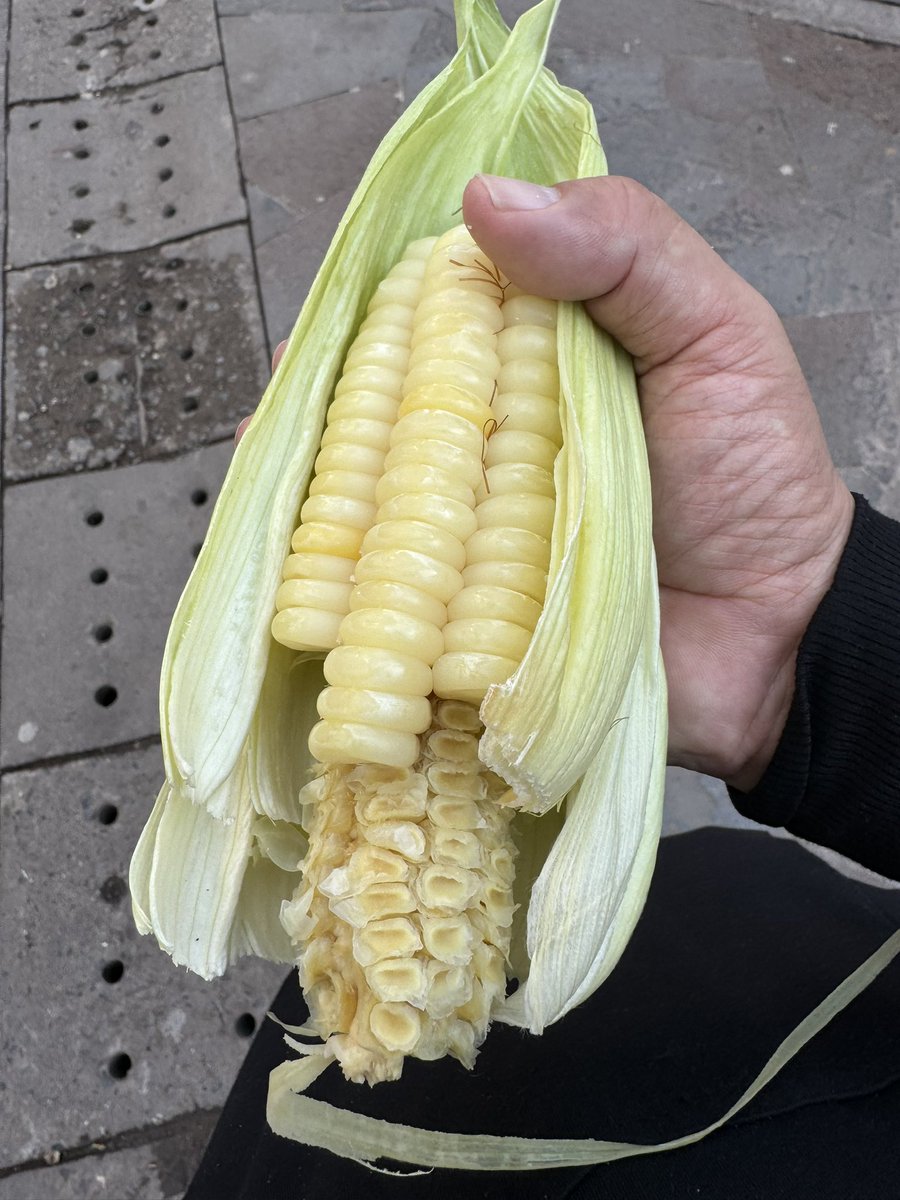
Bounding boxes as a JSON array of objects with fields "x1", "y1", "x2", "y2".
[{"x1": 267, "y1": 929, "x2": 900, "y2": 1169}]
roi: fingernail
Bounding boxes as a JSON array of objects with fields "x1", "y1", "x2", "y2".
[
  {"x1": 478, "y1": 174, "x2": 560, "y2": 211},
  {"x1": 234, "y1": 415, "x2": 251, "y2": 446}
]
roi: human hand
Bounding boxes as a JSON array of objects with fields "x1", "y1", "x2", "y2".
[{"x1": 463, "y1": 174, "x2": 854, "y2": 791}]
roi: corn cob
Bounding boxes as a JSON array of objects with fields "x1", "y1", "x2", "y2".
[{"x1": 270, "y1": 229, "x2": 556, "y2": 1081}]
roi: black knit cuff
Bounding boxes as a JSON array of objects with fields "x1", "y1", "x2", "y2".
[{"x1": 730, "y1": 494, "x2": 900, "y2": 880}]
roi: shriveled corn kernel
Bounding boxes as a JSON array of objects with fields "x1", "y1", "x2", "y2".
[
  {"x1": 352, "y1": 917, "x2": 422, "y2": 967},
  {"x1": 282, "y1": 698, "x2": 517, "y2": 1085}
]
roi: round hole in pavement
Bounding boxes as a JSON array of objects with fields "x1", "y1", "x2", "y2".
[
  {"x1": 96, "y1": 803, "x2": 118, "y2": 825},
  {"x1": 74, "y1": 147, "x2": 90, "y2": 159},
  {"x1": 76, "y1": 61, "x2": 90, "y2": 71},
  {"x1": 74, "y1": 184, "x2": 90, "y2": 198},
  {"x1": 191, "y1": 488, "x2": 208, "y2": 506},
  {"x1": 162, "y1": 204, "x2": 177, "y2": 218},
  {"x1": 84, "y1": 509, "x2": 103, "y2": 526},
  {"x1": 83, "y1": 369, "x2": 99, "y2": 384},
  {"x1": 71, "y1": 218, "x2": 94, "y2": 236},
  {"x1": 108, "y1": 1053, "x2": 132, "y2": 1080},
  {"x1": 93, "y1": 623, "x2": 113, "y2": 643},
  {"x1": 81, "y1": 322, "x2": 96, "y2": 336},
  {"x1": 102, "y1": 960, "x2": 125, "y2": 984},
  {"x1": 151, "y1": 102, "x2": 165, "y2": 114},
  {"x1": 71, "y1": 6, "x2": 85, "y2": 14},
  {"x1": 94, "y1": 685, "x2": 118, "y2": 707},
  {"x1": 73, "y1": 120, "x2": 89, "y2": 132},
  {"x1": 77, "y1": 280, "x2": 94, "y2": 293},
  {"x1": 165, "y1": 256, "x2": 183, "y2": 270},
  {"x1": 145, "y1": 15, "x2": 158, "y2": 25},
  {"x1": 99, "y1": 875, "x2": 127, "y2": 904},
  {"x1": 182, "y1": 395, "x2": 199, "y2": 413},
  {"x1": 158, "y1": 167, "x2": 173, "y2": 182},
  {"x1": 155, "y1": 134, "x2": 170, "y2": 147},
  {"x1": 135, "y1": 299, "x2": 153, "y2": 315},
  {"x1": 90, "y1": 567, "x2": 108, "y2": 584},
  {"x1": 149, "y1": 49, "x2": 161, "y2": 59},
  {"x1": 175, "y1": 298, "x2": 189, "y2": 312},
  {"x1": 235, "y1": 1013, "x2": 257, "y2": 1038},
  {"x1": 180, "y1": 347, "x2": 194, "y2": 361}
]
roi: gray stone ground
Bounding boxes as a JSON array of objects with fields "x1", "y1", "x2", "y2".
[{"x1": 0, "y1": 0, "x2": 897, "y2": 1194}]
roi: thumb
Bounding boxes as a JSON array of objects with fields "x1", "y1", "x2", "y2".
[{"x1": 462, "y1": 174, "x2": 783, "y2": 376}]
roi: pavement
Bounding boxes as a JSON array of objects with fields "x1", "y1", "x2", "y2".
[{"x1": 0, "y1": 0, "x2": 897, "y2": 1195}]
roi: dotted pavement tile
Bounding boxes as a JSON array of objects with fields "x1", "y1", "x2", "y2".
[
  {"x1": 0, "y1": 746, "x2": 287, "y2": 1166},
  {"x1": 219, "y1": 7, "x2": 429, "y2": 119},
  {"x1": 7, "y1": 70, "x2": 245, "y2": 267},
  {"x1": 8, "y1": 0, "x2": 219, "y2": 103},
  {"x1": 0, "y1": 443, "x2": 232, "y2": 769},
  {"x1": 4, "y1": 227, "x2": 269, "y2": 481}
]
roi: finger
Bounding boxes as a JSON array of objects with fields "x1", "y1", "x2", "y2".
[
  {"x1": 234, "y1": 414, "x2": 252, "y2": 445},
  {"x1": 236, "y1": 341, "x2": 289, "y2": 446},
  {"x1": 462, "y1": 174, "x2": 784, "y2": 376}
]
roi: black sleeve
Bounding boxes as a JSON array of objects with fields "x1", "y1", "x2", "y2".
[{"x1": 730, "y1": 493, "x2": 900, "y2": 880}]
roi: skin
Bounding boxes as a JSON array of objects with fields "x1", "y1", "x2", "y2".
[{"x1": 240, "y1": 174, "x2": 854, "y2": 793}]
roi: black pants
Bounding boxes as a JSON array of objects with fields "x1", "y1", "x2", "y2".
[{"x1": 186, "y1": 828, "x2": 900, "y2": 1199}]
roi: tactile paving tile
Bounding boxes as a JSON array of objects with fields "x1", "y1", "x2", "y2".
[
  {"x1": 0, "y1": 442, "x2": 233, "y2": 768},
  {"x1": 8, "y1": 0, "x2": 219, "y2": 103},
  {"x1": 7, "y1": 69, "x2": 245, "y2": 267},
  {"x1": 0, "y1": 746, "x2": 287, "y2": 1165},
  {"x1": 4, "y1": 227, "x2": 269, "y2": 481}
]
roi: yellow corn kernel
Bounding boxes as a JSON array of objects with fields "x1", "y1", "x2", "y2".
[
  {"x1": 271, "y1": 237, "x2": 436, "y2": 653},
  {"x1": 309, "y1": 229, "x2": 508, "y2": 768}
]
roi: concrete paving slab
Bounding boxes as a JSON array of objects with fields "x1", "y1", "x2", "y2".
[
  {"x1": 219, "y1": 7, "x2": 429, "y2": 118},
  {"x1": 4, "y1": 228, "x2": 269, "y2": 481},
  {"x1": 662, "y1": 767, "x2": 757, "y2": 836},
  {"x1": 549, "y1": 0, "x2": 759, "y2": 59},
  {"x1": 402, "y1": 5, "x2": 457, "y2": 102},
  {"x1": 704, "y1": 0, "x2": 900, "y2": 47},
  {"x1": 0, "y1": 443, "x2": 233, "y2": 768},
  {"x1": 238, "y1": 81, "x2": 402, "y2": 248},
  {"x1": 784, "y1": 310, "x2": 900, "y2": 483},
  {"x1": 0, "y1": 746, "x2": 286, "y2": 1165},
  {"x1": 238, "y1": 81, "x2": 402, "y2": 339},
  {"x1": 0, "y1": 1113, "x2": 219, "y2": 1200},
  {"x1": 754, "y1": 18, "x2": 899, "y2": 235},
  {"x1": 254, "y1": 187, "x2": 351, "y2": 345},
  {"x1": 7, "y1": 70, "x2": 245, "y2": 268},
  {"x1": 0, "y1": 1138, "x2": 177, "y2": 1199},
  {"x1": 8, "y1": 0, "x2": 220, "y2": 103}
]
